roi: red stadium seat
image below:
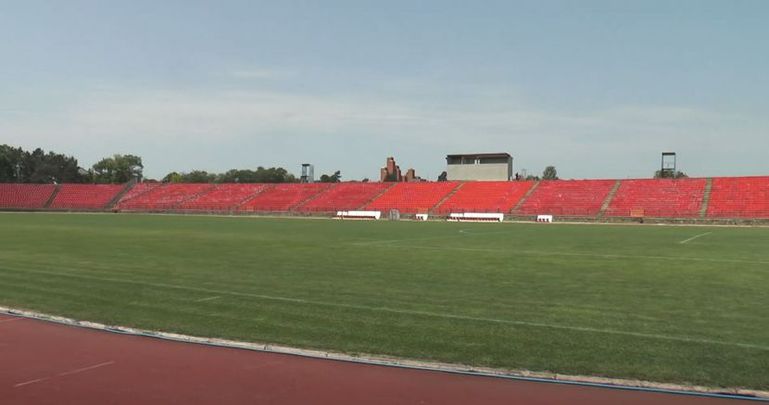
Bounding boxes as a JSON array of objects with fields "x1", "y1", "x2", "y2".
[
  {"x1": 296, "y1": 182, "x2": 392, "y2": 212},
  {"x1": 707, "y1": 176, "x2": 769, "y2": 218},
  {"x1": 238, "y1": 183, "x2": 332, "y2": 212},
  {"x1": 0, "y1": 184, "x2": 56, "y2": 209},
  {"x1": 179, "y1": 184, "x2": 268, "y2": 211},
  {"x1": 118, "y1": 183, "x2": 215, "y2": 211},
  {"x1": 605, "y1": 178, "x2": 706, "y2": 218},
  {"x1": 434, "y1": 181, "x2": 534, "y2": 214},
  {"x1": 515, "y1": 180, "x2": 615, "y2": 217},
  {"x1": 365, "y1": 182, "x2": 460, "y2": 214},
  {"x1": 117, "y1": 183, "x2": 160, "y2": 204},
  {"x1": 49, "y1": 184, "x2": 125, "y2": 210}
]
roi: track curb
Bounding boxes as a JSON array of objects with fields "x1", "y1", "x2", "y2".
[{"x1": 2, "y1": 306, "x2": 766, "y2": 402}]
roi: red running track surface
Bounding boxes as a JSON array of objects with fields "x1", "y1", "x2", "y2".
[{"x1": 0, "y1": 314, "x2": 749, "y2": 405}]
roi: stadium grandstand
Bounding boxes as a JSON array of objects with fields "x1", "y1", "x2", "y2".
[{"x1": 1, "y1": 175, "x2": 768, "y2": 222}]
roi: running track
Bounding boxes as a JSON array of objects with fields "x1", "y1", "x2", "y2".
[{"x1": 0, "y1": 313, "x2": 755, "y2": 404}]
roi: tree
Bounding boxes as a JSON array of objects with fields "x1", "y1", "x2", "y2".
[
  {"x1": 166, "y1": 167, "x2": 300, "y2": 183},
  {"x1": 0, "y1": 145, "x2": 86, "y2": 183},
  {"x1": 654, "y1": 170, "x2": 688, "y2": 179},
  {"x1": 319, "y1": 170, "x2": 341, "y2": 183},
  {"x1": 542, "y1": 166, "x2": 558, "y2": 180},
  {"x1": 181, "y1": 170, "x2": 216, "y2": 183},
  {"x1": 384, "y1": 172, "x2": 399, "y2": 182},
  {"x1": 162, "y1": 172, "x2": 183, "y2": 183},
  {"x1": 92, "y1": 154, "x2": 143, "y2": 183},
  {"x1": 437, "y1": 171, "x2": 448, "y2": 181},
  {"x1": 0, "y1": 145, "x2": 26, "y2": 182}
]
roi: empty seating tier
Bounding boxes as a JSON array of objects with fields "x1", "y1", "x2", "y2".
[
  {"x1": 365, "y1": 182, "x2": 460, "y2": 214},
  {"x1": 238, "y1": 183, "x2": 331, "y2": 212},
  {"x1": 707, "y1": 177, "x2": 769, "y2": 218},
  {"x1": 179, "y1": 184, "x2": 268, "y2": 211},
  {"x1": 117, "y1": 183, "x2": 160, "y2": 204},
  {"x1": 49, "y1": 184, "x2": 125, "y2": 209},
  {"x1": 4, "y1": 176, "x2": 769, "y2": 220},
  {"x1": 434, "y1": 181, "x2": 534, "y2": 214},
  {"x1": 605, "y1": 178, "x2": 706, "y2": 218},
  {"x1": 297, "y1": 182, "x2": 392, "y2": 212},
  {"x1": 0, "y1": 184, "x2": 56, "y2": 209},
  {"x1": 118, "y1": 183, "x2": 215, "y2": 211},
  {"x1": 516, "y1": 180, "x2": 616, "y2": 217}
]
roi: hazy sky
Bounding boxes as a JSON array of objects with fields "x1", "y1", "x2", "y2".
[{"x1": 1, "y1": 1, "x2": 767, "y2": 180}]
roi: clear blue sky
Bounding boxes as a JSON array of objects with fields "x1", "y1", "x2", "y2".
[{"x1": 1, "y1": 0, "x2": 767, "y2": 180}]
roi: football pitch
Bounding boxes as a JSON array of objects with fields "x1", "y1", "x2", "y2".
[{"x1": 0, "y1": 212, "x2": 767, "y2": 390}]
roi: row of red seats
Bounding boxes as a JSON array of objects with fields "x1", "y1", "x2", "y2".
[
  {"x1": 298, "y1": 182, "x2": 392, "y2": 212},
  {"x1": 605, "y1": 178, "x2": 706, "y2": 218},
  {"x1": 0, "y1": 184, "x2": 56, "y2": 209},
  {"x1": 118, "y1": 184, "x2": 215, "y2": 210},
  {"x1": 3, "y1": 177, "x2": 769, "y2": 218},
  {"x1": 707, "y1": 177, "x2": 769, "y2": 218},
  {"x1": 118, "y1": 182, "x2": 159, "y2": 202},
  {"x1": 49, "y1": 184, "x2": 126, "y2": 209},
  {"x1": 364, "y1": 182, "x2": 460, "y2": 214},
  {"x1": 515, "y1": 180, "x2": 617, "y2": 217},
  {"x1": 434, "y1": 181, "x2": 534, "y2": 214},
  {"x1": 239, "y1": 183, "x2": 332, "y2": 212},
  {"x1": 179, "y1": 184, "x2": 269, "y2": 211}
]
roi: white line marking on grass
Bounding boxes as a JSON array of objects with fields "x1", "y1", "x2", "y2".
[
  {"x1": 8, "y1": 267, "x2": 769, "y2": 352},
  {"x1": 195, "y1": 296, "x2": 221, "y2": 302},
  {"x1": 679, "y1": 232, "x2": 712, "y2": 244},
  {"x1": 364, "y1": 244, "x2": 769, "y2": 266},
  {"x1": 14, "y1": 377, "x2": 48, "y2": 388},
  {"x1": 459, "y1": 229, "x2": 515, "y2": 236},
  {"x1": 58, "y1": 361, "x2": 115, "y2": 377},
  {"x1": 352, "y1": 234, "x2": 461, "y2": 246},
  {"x1": 354, "y1": 230, "x2": 518, "y2": 247}
]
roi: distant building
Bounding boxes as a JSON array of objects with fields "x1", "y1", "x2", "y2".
[
  {"x1": 380, "y1": 157, "x2": 420, "y2": 182},
  {"x1": 446, "y1": 153, "x2": 513, "y2": 181}
]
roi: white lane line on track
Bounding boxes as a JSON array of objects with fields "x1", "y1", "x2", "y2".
[
  {"x1": 6, "y1": 267, "x2": 769, "y2": 352},
  {"x1": 12, "y1": 361, "x2": 115, "y2": 389},
  {"x1": 14, "y1": 377, "x2": 49, "y2": 388},
  {"x1": 680, "y1": 232, "x2": 713, "y2": 244},
  {"x1": 58, "y1": 361, "x2": 115, "y2": 377},
  {"x1": 195, "y1": 296, "x2": 221, "y2": 302}
]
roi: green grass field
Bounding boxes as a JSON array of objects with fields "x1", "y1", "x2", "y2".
[{"x1": 1, "y1": 212, "x2": 768, "y2": 390}]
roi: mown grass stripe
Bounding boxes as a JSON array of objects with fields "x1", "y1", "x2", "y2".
[{"x1": 3, "y1": 266, "x2": 766, "y2": 352}]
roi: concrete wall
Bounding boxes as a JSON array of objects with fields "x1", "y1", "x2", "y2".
[{"x1": 447, "y1": 163, "x2": 511, "y2": 181}]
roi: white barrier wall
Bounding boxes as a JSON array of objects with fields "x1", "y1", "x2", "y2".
[
  {"x1": 415, "y1": 213, "x2": 429, "y2": 221},
  {"x1": 536, "y1": 215, "x2": 553, "y2": 223},
  {"x1": 447, "y1": 213, "x2": 504, "y2": 222},
  {"x1": 336, "y1": 211, "x2": 381, "y2": 220}
]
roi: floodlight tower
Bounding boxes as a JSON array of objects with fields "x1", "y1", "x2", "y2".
[{"x1": 661, "y1": 152, "x2": 676, "y2": 178}]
